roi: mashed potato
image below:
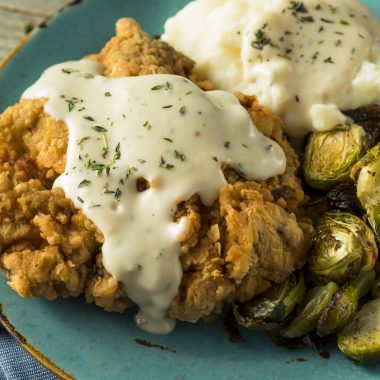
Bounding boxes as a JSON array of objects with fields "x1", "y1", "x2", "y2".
[{"x1": 163, "y1": 0, "x2": 380, "y2": 137}]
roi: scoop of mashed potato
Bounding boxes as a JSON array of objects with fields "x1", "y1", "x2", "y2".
[{"x1": 163, "y1": 0, "x2": 380, "y2": 137}]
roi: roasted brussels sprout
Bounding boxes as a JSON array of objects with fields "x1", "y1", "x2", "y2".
[
  {"x1": 303, "y1": 124, "x2": 365, "y2": 190},
  {"x1": 338, "y1": 298, "x2": 380, "y2": 364},
  {"x1": 349, "y1": 142, "x2": 380, "y2": 238},
  {"x1": 233, "y1": 272, "x2": 305, "y2": 332},
  {"x1": 316, "y1": 270, "x2": 376, "y2": 337},
  {"x1": 308, "y1": 212, "x2": 378, "y2": 285},
  {"x1": 351, "y1": 142, "x2": 380, "y2": 210},
  {"x1": 282, "y1": 282, "x2": 338, "y2": 339}
]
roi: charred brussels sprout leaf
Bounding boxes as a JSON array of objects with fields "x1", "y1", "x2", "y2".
[
  {"x1": 233, "y1": 273, "x2": 305, "y2": 331},
  {"x1": 308, "y1": 212, "x2": 378, "y2": 285},
  {"x1": 303, "y1": 124, "x2": 365, "y2": 190},
  {"x1": 326, "y1": 183, "x2": 359, "y2": 213},
  {"x1": 351, "y1": 143, "x2": 380, "y2": 229},
  {"x1": 282, "y1": 282, "x2": 339, "y2": 339},
  {"x1": 349, "y1": 143, "x2": 380, "y2": 242},
  {"x1": 316, "y1": 270, "x2": 375, "y2": 337},
  {"x1": 338, "y1": 298, "x2": 380, "y2": 364}
]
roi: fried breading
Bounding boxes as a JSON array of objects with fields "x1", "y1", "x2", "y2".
[{"x1": 0, "y1": 19, "x2": 313, "y2": 322}]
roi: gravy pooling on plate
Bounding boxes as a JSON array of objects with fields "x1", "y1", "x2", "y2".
[
  {"x1": 163, "y1": 0, "x2": 380, "y2": 138},
  {"x1": 22, "y1": 60, "x2": 286, "y2": 333}
]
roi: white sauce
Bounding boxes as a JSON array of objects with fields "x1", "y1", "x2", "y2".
[
  {"x1": 22, "y1": 60, "x2": 286, "y2": 333},
  {"x1": 163, "y1": 0, "x2": 380, "y2": 137}
]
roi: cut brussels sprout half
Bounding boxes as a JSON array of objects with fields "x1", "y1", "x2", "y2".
[
  {"x1": 303, "y1": 124, "x2": 366, "y2": 190},
  {"x1": 316, "y1": 270, "x2": 375, "y2": 337},
  {"x1": 308, "y1": 212, "x2": 378, "y2": 285},
  {"x1": 351, "y1": 142, "x2": 380, "y2": 210},
  {"x1": 282, "y1": 282, "x2": 339, "y2": 339},
  {"x1": 233, "y1": 273, "x2": 306, "y2": 331},
  {"x1": 367, "y1": 205, "x2": 380, "y2": 242},
  {"x1": 338, "y1": 298, "x2": 380, "y2": 364}
]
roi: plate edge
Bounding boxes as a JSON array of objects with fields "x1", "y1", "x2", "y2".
[
  {"x1": 0, "y1": 3, "x2": 86, "y2": 377},
  {"x1": 0, "y1": 301, "x2": 74, "y2": 380},
  {"x1": 0, "y1": 0, "x2": 85, "y2": 72}
]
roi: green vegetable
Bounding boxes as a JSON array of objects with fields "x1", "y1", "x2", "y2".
[
  {"x1": 282, "y1": 282, "x2": 339, "y2": 339},
  {"x1": 351, "y1": 143, "x2": 380, "y2": 241},
  {"x1": 233, "y1": 273, "x2": 306, "y2": 332},
  {"x1": 303, "y1": 124, "x2": 365, "y2": 190},
  {"x1": 308, "y1": 212, "x2": 378, "y2": 285},
  {"x1": 338, "y1": 298, "x2": 380, "y2": 364},
  {"x1": 316, "y1": 270, "x2": 375, "y2": 337}
]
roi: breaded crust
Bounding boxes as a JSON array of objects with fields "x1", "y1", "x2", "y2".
[{"x1": 0, "y1": 19, "x2": 313, "y2": 321}]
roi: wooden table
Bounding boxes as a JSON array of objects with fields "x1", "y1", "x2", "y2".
[{"x1": 0, "y1": 0, "x2": 72, "y2": 61}]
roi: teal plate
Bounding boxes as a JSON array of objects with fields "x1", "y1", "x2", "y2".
[{"x1": 1, "y1": 1, "x2": 380, "y2": 379}]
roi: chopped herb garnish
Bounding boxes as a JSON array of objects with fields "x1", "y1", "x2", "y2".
[
  {"x1": 288, "y1": 1, "x2": 308, "y2": 13},
  {"x1": 251, "y1": 29, "x2": 272, "y2": 50},
  {"x1": 335, "y1": 39, "x2": 342, "y2": 47},
  {"x1": 159, "y1": 156, "x2": 174, "y2": 170},
  {"x1": 103, "y1": 183, "x2": 115, "y2": 194},
  {"x1": 115, "y1": 142, "x2": 120, "y2": 153},
  {"x1": 162, "y1": 105, "x2": 173, "y2": 109},
  {"x1": 311, "y1": 51, "x2": 320, "y2": 62},
  {"x1": 91, "y1": 150, "x2": 121, "y2": 176},
  {"x1": 114, "y1": 188, "x2": 122, "y2": 199},
  {"x1": 77, "y1": 136, "x2": 90, "y2": 148},
  {"x1": 83, "y1": 73, "x2": 94, "y2": 79},
  {"x1": 105, "y1": 91, "x2": 112, "y2": 97},
  {"x1": 125, "y1": 166, "x2": 138, "y2": 179},
  {"x1": 61, "y1": 68, "x2": 78, "y2": 74},
  {"x1": 224, "y1": 141, "x2": 230, "y2": 149},
  {"x1": 92, "y1": 126, "x2": 108, "y2": 133},
  {"x1": 65, "y1": 97, "x2": 82, "y2": 112},
  {"x1": 212, "y1": 156, "x2": 218, "y2": 162},
  {"x1": 77, "y1": 197, "x2": 84, "y2": 204},
  {"x1": 242, "y1": 144, "x2": 249, "y2": 148},
  {"x1": 89, "y1": 204, "x2": 101, "y2": 209},
  {"x1": 83, "y1": 116, "x2": 95, "y2": 121},
  {"x1": 137, "y1": 159, "x2": 146, "y2": 164},
  {"x1": 266, "y1": 144, "x2": 273, "y2": 152},
  {"x1": 185, "y1": 91, "x2": 193, "y2": 95},
  {"x1": 102, "y1": 134, "x2": 109, "y2": 158},
  {"x1": 143, "y1": 121, "x2": 152, "y2": 130},
  {"x1": 324, "y1": 57, "x2": 334, "y2": 63},
  {"x1": 78, "y1": 179, "x2": 91, "y2": 188},
  {"x1": 340, "y1": 19, "x2": 349, "y2": 25},
  {"x1": 180, "y1": 106, "x2": 187, "y2": 115},
  {"x1": 113, "y1": 150, "x2": 121, "y2": 160},
  {"x1": 300, "y1": 16, "x2": 314, "y2": 23},
  {"x1": 163, "y1": 137, "x2": 173, "y2": 143},
  {"x1": 174, "y1": 150, "x2": 186, "y2": 161},
  {"x1": 151, "y1": 81, "x2": 173, "y2": 91},
  {"x1": 321, "y1": 18, "x2": 334, "y2": 23}
]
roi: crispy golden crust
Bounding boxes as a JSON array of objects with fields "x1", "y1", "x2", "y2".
[{"x1": 0, "y1": 19, "x2": 313, "y2": 322}]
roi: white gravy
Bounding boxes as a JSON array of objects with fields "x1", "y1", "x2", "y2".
[{"x1": 22, "y1": 60, "x2": 286, "y2": 333}]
